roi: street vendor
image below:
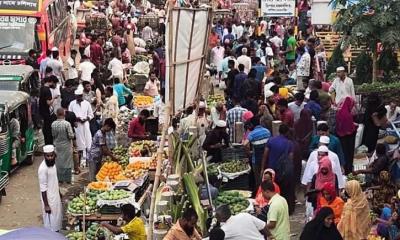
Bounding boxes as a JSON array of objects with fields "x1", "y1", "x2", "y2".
[
  {"x1": 143, "y1": 72, "x2": 160, "y2": 97},
  {"x1": 101, "y1": 204, "x2": 146, "y2": 240},
  {"x1": 202, "y1": 120, "x2": 229, "y2": 163},
  {"x1": 128, "y1": 109, "x2": 151, "y2": 140},
  {"x1": 164, "y1": 208, "x2": 202, "y2": 240},
  {"x1": 87, "y1": 118, "x2": 118, "y2": 181}
]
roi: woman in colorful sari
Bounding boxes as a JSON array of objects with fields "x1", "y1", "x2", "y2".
[
  {"x1": 318, "y1": 182, "x2": 344, "y2": 224},
  {"x1": 337, "y1": 180, "x2": 371, "y2": 240}
]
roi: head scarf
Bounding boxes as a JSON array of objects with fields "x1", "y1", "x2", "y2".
[
  {"x1": 321, "y1": 182, "x2": 337, "y2": 200},
  {"x1": 263, "y1": 168, "x2": 276, "y2": 181},
  {"x1": 300, "y1": 207, "x2": 343, "y2": 240},
  {"x1": 337, "y1": 180, "x2": 371, "y2": 240},
  {"x1": 336, "y1": 97, "x2": 356, "y2": 137},
  {"x1": 294, "y1": 109, "x2": 313, "y2": 139},
  {"x1": 315, "y1": 157, "x2": 336, "y2": 190}
]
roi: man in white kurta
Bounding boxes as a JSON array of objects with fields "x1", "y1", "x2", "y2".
[
  {"x1": 38, "y1": 145, "x2": 62, "y2": 232},
  {"x1": 301, "y1": 145, "x2": 345, "y2": 189},
  {"x1": 68, "y1": 88, "x2": 94, "y2": 160}
]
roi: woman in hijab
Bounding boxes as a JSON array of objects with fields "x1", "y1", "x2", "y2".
[
  {"x1": 294, "y1": 109, "x2": 313, "y2": 160},
  {"x1": 300, "y1": 207, "x2": 343, "y2": 240},
  {"x1": 318, "y1": 182, "x2": 344, "y2": 224},
  {"x1": 336, "y1": 96, "x2": 357, "y2": 174},
  {"x1": 254, "y1": 169, "x2": 280, "y2": 221},
  {"x1": 307, "y1": 157, "x2": 338, "y2": 210},
  {"x1": 338, "y1": 180, "x2": 371, "y2": 240}
]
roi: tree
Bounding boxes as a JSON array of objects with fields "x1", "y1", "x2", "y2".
[
  {"x1": 333, "y1": 0, "x2": 400, "y2": 82},
  {"x1": 326, "y1": 44, "x2": 346, "y2": 79}
]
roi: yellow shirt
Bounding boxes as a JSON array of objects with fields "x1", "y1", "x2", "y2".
[{"x1": 120, "y1": 217, "x2": 146, "y2": 240}]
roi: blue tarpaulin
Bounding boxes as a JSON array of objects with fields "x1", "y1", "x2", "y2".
[{"x1": 0, "y1": 227, "x2": 67, "y2": 240}]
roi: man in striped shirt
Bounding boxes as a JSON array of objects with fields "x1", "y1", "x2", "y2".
[
  {"x1": 243, "y1": 116, "x2": 271, "y2": 191},
  {"x1": 226, "y1": 98, "x2": 247, "y2": 142}
]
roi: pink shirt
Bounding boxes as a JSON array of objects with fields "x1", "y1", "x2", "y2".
[{"x1": 144, "y1": 80, "x2": 159, "y2": 97}]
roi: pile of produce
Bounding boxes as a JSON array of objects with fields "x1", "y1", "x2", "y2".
[
  {"x1": 132, "y1": 55, "x2": 150, "y2": 65},
  {"x1": 207, "y1": 163, "x2": 219, "y2": 176},
  {"x1": 96, "y1": 162, "x2": 123, "y2": 182},
  {"x1": 129, "y1": 140, "x2": 157, "y2": 157},
  {"x1": 219, "y1": 160, "x2": 249, "y2": 173},
  {"x1": 88, "y1": 182, "x2": 111, "y2": 191},
  {"x1": 206, "y1": 94, "x2": 225, "y2": 108},
  {"x1": 215, "y1": 191, "x2": 250, "y2": 215},
  {"x1": 112, "y1": 145, "x2": 129, "y2": 167},
  {"x1": 86, "y1": 222, "x2": 106, "y2": 240},
  {"x1": 98, "y1": 189, "x2": 131, "y2": 201},
  {"x1": 67, "y1": 194, "x2": 98, "y2": 215},
  {"x1": 116, "y1": 108, "x2": 135, "y2": 134},
  {"x1": 346, "y1": 173, "x2": 362, "y2": 182},
  {"x1": 124, "y1": 161, "x2": 149, "y2": 179},
  {"x1": 66, "y1": 232, "x2": 84, "y2": 240},
  {"x1": 133, "y1": 95, "x2": 154, "y2": 108}
]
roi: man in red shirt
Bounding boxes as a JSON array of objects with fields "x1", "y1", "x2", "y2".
[
  {"x1": 276, "y1": 98, "x2": 294, "y2": 128},
  {"x1": 90, "y1": 35, "x2": 103, "y2": 66},
  {"x1": 128, "y1": 109, "x2": 151, "y2": 140}
]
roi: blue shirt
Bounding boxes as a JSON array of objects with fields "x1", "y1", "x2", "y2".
[
  {"x1": 233, "y1": 72, "x2": 247, "y2": 99},
  {"x1": 247, "y1": 126, "x2": 271, "y2": 165},
  {"x1": 304, "y1": 100, "x2": 321, "y2": 120},
  {"x1": 252, "y1": 64, "x2": 267, "y2": 82},
  {"x1": 266, "y1": 136, "x2": 293, "y2": 171},
  {"x1": 113, "y1": 83, "x2": 132, "y2": 106}
]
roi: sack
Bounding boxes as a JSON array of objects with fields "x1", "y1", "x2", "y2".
[{"x1": 275, "y1": 142, "x2": 293, "y2": 182}]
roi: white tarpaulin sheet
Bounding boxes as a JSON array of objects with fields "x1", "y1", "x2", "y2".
[
  {"x1": 311, "y1": 0, "x2": 333, "y2": 25},
  {"x1": 165, "y1": 8, "x2": 211, "y2": 114}
]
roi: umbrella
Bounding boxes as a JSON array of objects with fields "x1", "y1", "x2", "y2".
[{"x1": 0, "y1": 227, "x2": 67, "y2": 240}]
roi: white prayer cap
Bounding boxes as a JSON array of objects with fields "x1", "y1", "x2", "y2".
[
  {"x1": 199, "y1": 101, "x2": 206, "y2": 108},
  {"x1": 43, "y1": 145, "x2": 55, "y2": 153},
  {"x1": 336, "y1": 66, "x2": 345, "y2": 72},
  {"x1": 317, "y1": 145, "x2": 329, "y2": 153},
  {"x1": 265, "y1": 90, "x2": 274, "y2": 99},
  {"x1": 51, "y1": 47, "x2": 58, "y2": 51},
  {"x1": 216, "y1": 120, "x2": 227, "y2": 128},
  {"x1": 74, "y1": 88, "x2": 83, "y2": 95},
  {"x1": 319, "y1": 136, "x2": 330, "y2": 144},
  {"x1": 317, "y1": 121, "x2": 327, "y2": 126}
]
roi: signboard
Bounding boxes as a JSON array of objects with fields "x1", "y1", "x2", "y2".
[
  {"x1": 0, "y1": 16, "x2": 36, "y2": 30},
  {"x1": 261, "y1": 0, "x2": 296, "y2": 17},
  {"x1": 0, "y1": 0, "x2": 39, "y2": 11}
]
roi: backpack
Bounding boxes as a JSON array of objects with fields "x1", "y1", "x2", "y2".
[{"x1": 275, "y1": 141, "x2": 293, "y2": 182}]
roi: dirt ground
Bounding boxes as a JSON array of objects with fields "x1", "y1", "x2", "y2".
[{"x1": 0, "y1": 156, "x2": 42, "y2": 229}]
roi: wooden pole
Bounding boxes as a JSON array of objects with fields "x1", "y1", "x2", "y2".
[
  {"x1": 83, "y1": 187, "x2": 86, "y2": 240},
  {"x1": 148, "y1": 104, "x2": 171, "y2": 240}
]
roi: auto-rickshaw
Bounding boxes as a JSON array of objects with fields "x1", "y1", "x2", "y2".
[
  {"x1": 0, "y1": 91, "x2": 35, "y2": 172},
  {"x1": 0, "y1": 65, "x2": 34, "y2": 92}
]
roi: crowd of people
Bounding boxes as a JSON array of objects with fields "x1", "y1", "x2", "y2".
[{"x1": 20, "y1": 0, "x2": 400, "y2": 239}]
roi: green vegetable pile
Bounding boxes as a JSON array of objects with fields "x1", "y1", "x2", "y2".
[
  {"x1": 86, "y1": 222, "x2": 106, "y2": 240},
  {"x1": 98, "y1": 189, "x2": 131, "y2": 201},
  {"x1": 219, "y1": 160, "x2": 249, "y2": 173},
  {"x1": 67, "y1": 194, "x2": 98, "y2": 215},
  {"x1": 215, "y1": 191, "x2": 249, "y2": 215},
  {"x1": 346, "y1": 173, "x2": 362, "y2": 182},
  {"x1": 112, "y1": 145, "x2": 129, "y2": 167},
  {"x1": 66, "y1": 232, "x2": 84, "y2": 240},
  {"x1": 207, "y1": 163, "x2": 219, "y2": 176}
]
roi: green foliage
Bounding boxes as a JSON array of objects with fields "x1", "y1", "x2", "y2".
[
  {"x1": 335, "y1": 0, "x2": 400, "y2": 51},
  {"x1": 354, "y1": 51, "x2": 372, "y2": 84},
  {"x1": 377, "y1": 48, "x2": 399, "y2": 81},
  {"x1": 356, "y1": 81, "x2": 400, "y2": 104},
  {"x1": 326, "y1": 44, "x2": 346, "y2": 78}
]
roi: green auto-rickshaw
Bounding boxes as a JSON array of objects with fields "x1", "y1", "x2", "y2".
[
  {"x1": 0, "y1": 65, "x2": 34, "y2": 92},
  {"x1": 0, "y1": 91, "x2": 35, "y2": 172}
]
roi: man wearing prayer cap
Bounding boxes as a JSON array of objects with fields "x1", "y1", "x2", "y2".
[
  {"x1": 38, "y1": 145, "x2": 63, "y2": 231},
  {"x1": 68, "y1": 87, "x2": 94, "y2": 166},
  {"x1": 329, "y1": 65, "x2": 355, "y2": 105},
  {"x1": 202, "y1": 119, "x2": 229, "y2": 163}
]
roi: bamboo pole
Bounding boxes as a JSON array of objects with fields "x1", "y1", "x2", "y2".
[{"x1": 148, "y1": 103, "x2": 171, "y2": 240}]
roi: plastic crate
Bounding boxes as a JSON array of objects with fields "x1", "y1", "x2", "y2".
[{"x1": 221, "y1": 146, "x2": 247, "y2": 162}]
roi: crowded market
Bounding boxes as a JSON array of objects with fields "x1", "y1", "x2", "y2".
[{"x1": 0, "y1": 0, "x2": 399, "y2": 239}]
